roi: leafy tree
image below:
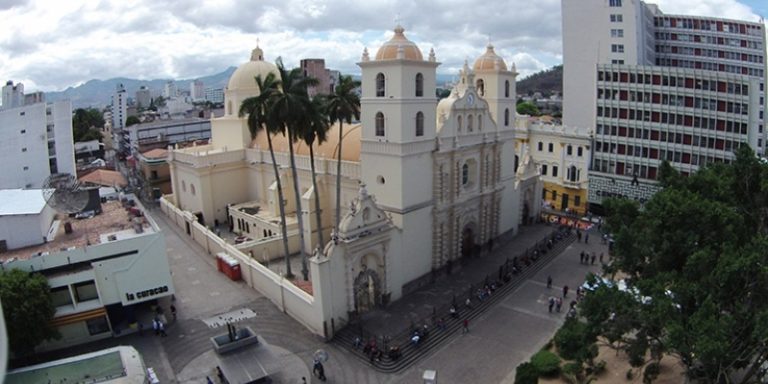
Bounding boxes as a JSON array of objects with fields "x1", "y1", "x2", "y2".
[
  {"x1": 531, "y1": 350, "x2": 561, "y2": 377},
  {"x1": 586, "y1": 146, "x2": 768, "y2": 384},
  {"x1": 239, "y1": 72, "x2": 294, "y2": 278},
  {"x1": 325, "y1": 74, "x2": 361, "y2": 237},
  {"x1": 148, "y1": 97, "x2": 157, "y2": 111},
  {"x1": 436, "y1": 88, "x2": 451, "y2": 99},
  {"x1": 516, "y1": 101, "x2": 541, "y2": 116},
  {"x1": 514, "y1": 361, "x2": 539, "y2": 384},
  {"x1": 0, "y1": 269, "x2": 59, "y2": 356},
  {"x1": 126, "y1": 116, "x2": 141, "y2": 126},
  {"x1": 270, "y1": 57, "x2": 319, "y2": 281},
  {"x1": 72, "y1": 108, "x2": 105, "y2": 142}
]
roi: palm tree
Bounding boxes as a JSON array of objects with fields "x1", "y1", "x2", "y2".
[
  {"x1": 238, "y1": 72, "x2": 294, "y2": 278},
  {"x1": 325, "y1": 75, "x2": 361, "y2": 237},
  {"x1": 271, "y1": 58, "x2": 319, "y2": 281},
  {"x1": 299, "y1": 95, "x2": 331, "y2": 251}
]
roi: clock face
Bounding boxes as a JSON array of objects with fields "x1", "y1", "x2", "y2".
[{"x1": 467, "y1": 93, "x2": 475, "y2": 105}]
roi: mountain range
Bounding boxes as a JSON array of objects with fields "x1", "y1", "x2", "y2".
[{"x1": 46, "y1": 67, "x2": 237, "y2": 109}]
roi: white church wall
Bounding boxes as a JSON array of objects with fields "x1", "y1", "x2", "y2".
[{"x1": 388, "y1": 207, "x2": 432, "y2": 300}]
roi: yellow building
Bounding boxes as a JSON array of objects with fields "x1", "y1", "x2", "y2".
[{"x1": 515, "y1": 118, "x2": 591, "y2": 215}]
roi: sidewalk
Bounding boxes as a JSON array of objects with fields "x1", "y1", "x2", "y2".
[{"x1": 357, "y1": 223, "x2": 557, "y2": 339}]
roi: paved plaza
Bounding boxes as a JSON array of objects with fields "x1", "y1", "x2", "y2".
[{"x1": 17, "y1": 209, "x2": 607, "y2": 383}]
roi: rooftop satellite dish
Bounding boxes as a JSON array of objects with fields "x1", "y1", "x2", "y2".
[{"x1": 42, "y1": 174, "x2": 90, "y2": 214}]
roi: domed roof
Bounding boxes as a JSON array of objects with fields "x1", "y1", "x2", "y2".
[
  {"x1": 375, "y1": 25, "x2": 424, "y2": 61},
  {"x1": 473, "y1": 43, "x2": 507, "y2": 71},
  {"x1": 251, "y1": 122, "x2": 363, "y2": 162},
  {"x1": 227, "y1": 46, "x2": 280, "y2": 91}
]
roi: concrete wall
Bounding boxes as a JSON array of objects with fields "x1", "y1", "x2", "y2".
[{"x1": 160, "y1": 197, "x2": 328, "y2": 337}]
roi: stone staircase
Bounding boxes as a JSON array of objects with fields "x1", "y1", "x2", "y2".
[{"x1": 332, "y1": 230, "x2": 576, "y2": 373}]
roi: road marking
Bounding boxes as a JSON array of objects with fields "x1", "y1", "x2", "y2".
[
  {"x1": 188, "y1": 267, "x2": 197, "y2": 272},
  {"x1": 191, "y1": 280, "x2": 200, "y2": 285}
]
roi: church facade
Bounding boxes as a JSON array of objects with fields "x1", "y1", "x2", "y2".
[{"x1": 164, "y1": 26, "x2": 541, "y2": 331}]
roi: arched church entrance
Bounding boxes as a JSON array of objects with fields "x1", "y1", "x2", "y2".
[
  {"x1": 461, "y1": 224, "x2": 478, "y2": 258},
  {"x1": 353, "y1": 265, "x2": 382, "y2": 313}
]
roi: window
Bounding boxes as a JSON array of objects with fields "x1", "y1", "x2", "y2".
[
  {"x1": 611, "y1": 29, "x2": 624, "y2": 38},
  {"x1": 458, "y1": 115, "x2": 463, "y2": 131},
  {"x1": 567, "y1": 145, "x2": 573, "y2": 155},
  {"x1": 505, "y1": 80, "x2": 510, "y2": 98},
  {"x1": 74, "y1": 281, "x2": 99, "y2": 302},
  {"x1": 611, "y1": 44, "x2": 625, "y2": 53},
  {"x1": 415, "y1": 111, "x2": 424, "y2": 136},
  {"x1": 468, "y1": 114, "x2": 474, "y2": 132},
  {"x1": 190, "y1": 184, "x2": 196, "y2": 195},
  {"x1": 574, "y1": 195, "x2": 581, "y2": 207},
  {"x1": 478, "y1": 115, "x2": 482, "y2": 131},
  {"x1": 86, "y1": 316, "x2": 110, "y2": 335},
  {"x1": 182, "y1": 181, "x2": 186, "y2": 192},
  {"x1": 51, "y1": 286, "x2": 72, "y2": 307},
  {"x1": 376, "y1": 73, "x2": 385, "y2": 97},
  {"x1": 610, "y1": 14, "x2": 623, "y2": 22},
  {"x1": 578, "y1": 147, "x2": 583, "y2": 156},
  {"x1": 548, "y1": 143, "x2": 554, "y2": 152},
  {"x1": 504, "y1": 108, "x2": 510, "y2": 126},
  {"x1": 609, "y1": 0, "x2": 622, "y2": 6},
  {"x1": 462, "y1": 163, "x2": 469, "y2": 185},
  {"x1": 541, "y1": 164, "x2": 548, "y2": 175},
  {"x1": 552, "y1": 166, "x2": 558, "y2": 177},
  {"x1": 552, "y1": 190, "x2": 558, "y2": 201},
  {"x1": 538, "y1": 142, "x2": 543, "y2": 151},
  {"x1": 415, "y1": 73, "x2": 424, "y2": 97},
  {"x1": 375, "y1": 112, "x2": 385, "y2": 136},
  {"x1": 476, "y1": 79, "x2": 485, "y2": 96}
]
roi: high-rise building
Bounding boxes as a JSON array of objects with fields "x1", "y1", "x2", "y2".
[
  {"x1": 204, "y1": 87, "x2": 224, "y2": 104},
  {"x1": 0, "y1": 99, "x2": 76, "y2": 188},
  {"x1": 1, "y1": 80, "x2": 24, "y2": 110},
  {"x1": 190, "y1": 79, "x2": 204, "y2": 101},
  {"x1": 135, "y1": 86, "x2": 151, "y2": 109},
  {"x1": 562, "y1": 0, "x2": 767, "y2": 211},
  {"x1": 112, "y1": 84, "x2": 128, "y2": 156},
  {"x1": 164, "y1": 80, "x2": 177, "y2": 99}
]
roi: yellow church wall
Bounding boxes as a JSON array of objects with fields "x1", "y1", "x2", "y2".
[{"x1": 542, "y1": 181, "x2": 588, "y2": 215}]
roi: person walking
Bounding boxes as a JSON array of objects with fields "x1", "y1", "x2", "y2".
[
  {"x1": 152, "y1": 318, "x2": 159, "y2": 336},
  {"x1": 585, "y1": 233, "x2": 589, "y2": 244},
  {"x1": 548, "y1": 297, "x2": 555, "y2": 313},
  {"x1": 462, "y1": 319, "x2": 469, "y2": 334},
  {"x1": 599, "y1": 252, "x2": 604, "y2": 264},
  {"x1": 547, "y1": 275, "x2": 552, "y2": 288},
  {"x1": 206, "y1": 377, "x2": 214, "y2": 384},
  {"x1": 563, "y1": 285, "x2": 569, "y2": 298},
  {"x1": 158, "y1": 320, "x2": 167, "y2": 337},
  {"x1": 556, "y1": 297, "x2": 563, "y2": 313},
  {"x1": 170, "y1": 304, "x2": 177, "y2": 322}
]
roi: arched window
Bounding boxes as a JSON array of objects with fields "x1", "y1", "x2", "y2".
[
  {"x1": 457, "y1": 115, "x2": 463, "y2": 132},
  {"x1": 568, "y1": 165, "x2": 579, "y2": 182},
  {"x1": 468, "y1": 114, "x2": 474, "y2": 132},
  {"x1": 505, "y1": 80, "x2": 510, "y2": 98},
  {"x1": 415, "y1": 112, "x2": 424, "y2": 136},
  {"x1": 376, "y1": 73, "x2": 385, "y2": 97},
  {"x1": 515, "y1": 155, "x2": 519, "y2": 171},
  {"x1": 476, "y1": 79, "x2": 485, "y2": 96},
  {"x1": 415, "y1": 73, "x2": 424, "y2": 97},
  {"x1": 567, "y1": 145, "x2": 573, "y2": 155},
  {"x1": 462, "y1": 163, "x2": 469, "y2": 185},
  {"x1": 538, "y1": 141, "x2": 543, "y2": 151},
  {"x1": 375, "y1": 112, "x2": 385, "y2": 136},
  {"x1": 504, "y1": 108, "x2": 510, "y2": 126},
  {"x1": 478, "y1": 115, "x2": 482, "y2": 131}
]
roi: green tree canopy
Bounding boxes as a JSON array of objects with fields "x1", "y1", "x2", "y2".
[
  {"x1": 72, "y1": 108, "x2": 105, "y2": 142},
  {"x1": 126, "y1": 115, "x2": 141, "y2": 126},
  {"x1": 584, "y1": 146, "x2": 768, "y2": 383},
  {"x1": 516, "y1": 101, "x2": 541, "y2": 116},
  {"x1": 0, "y1": 269, "x2": 59, "y2": 356}
]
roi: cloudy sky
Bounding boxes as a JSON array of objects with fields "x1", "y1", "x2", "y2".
[{"x1": 1, "y1": 0, "x2": 765, "y2": 92}]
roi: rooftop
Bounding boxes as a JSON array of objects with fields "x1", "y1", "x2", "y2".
[
  {"x1": 5, "y1": 346, "x2": 146, "y2": 384},
  {"x1": 1, "y1": 199, "x2": 154, "y2": 262},
  {"x1": 0, "y1": 189, "x2": 49, "y2": 216},
  {"x1": 79, "y1": 169, "x2": 128, "y2": 188}
]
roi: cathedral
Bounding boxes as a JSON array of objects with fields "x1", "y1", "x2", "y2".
[{"x1": 165, "y1": 25, "x2": 541, "y2": 326}]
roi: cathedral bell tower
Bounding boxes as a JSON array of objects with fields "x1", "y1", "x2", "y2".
[{"x1": 357, "y1": 25, "x2": 440, "y2": 214}]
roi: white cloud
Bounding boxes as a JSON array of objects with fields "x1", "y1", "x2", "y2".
[{"x1": 0, "y1": 0, "x2": 762, "y2": 91}]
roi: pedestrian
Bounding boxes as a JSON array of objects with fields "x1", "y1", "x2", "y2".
[
  {"x1": 158, "y1": 321, "x2": 167, "y2": 337},
  {"x1": 585, "y1": 233, "x2": 589, "y2": 244},
  {"x1": 462, "y1": 319, "x2": 469, "y2": 333},
  {"x1": 591, "y1": 253, "x2": 596, "y2": 265},
  {"x1": 152, "y1": 318, "x2": 159, "y2": 336},
  {"x1": 599, "y1": 252, "x2": 604, "y2": 264},
  {"x1": 206, "y1": 376, "x2": 214, "y2": 384},
  {"x1": 563, "y1": 285, "x2": 569, "y2": 298},
  {"x1": 547, "y1": 275, "x2": 552, "y2": 288},
  {"x1": 580, "y1": 251, "x2": 585, "y2": 264},
  {"x1": 170, "y1": 304, "x2": 177, "y2": 321},
  {"x1": 548, "y1": 296, "x2": 555, "y2": 313},
  {"x1": 556, "y1": 297, "x2": 562, "y2": 312},
  {"x1": 216, "y1": 366, "x2": 224, "y2": 383},
  {"x1": 302, "y1": 377, "x2": 307, "y2": 384},
  {"x1": 465, "y1": 297, "x2": 472, "y2": 309},
  {"x1": 577, "y1": 230, "x2": 582, "y2": 242},
  {"x1": 137, "y1": 321, "x2": 144, "y2": 336}
]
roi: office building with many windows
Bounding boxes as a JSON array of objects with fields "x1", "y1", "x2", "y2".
[{"x1": 562, "y1": 0, "x2": 766, "y2": 210}]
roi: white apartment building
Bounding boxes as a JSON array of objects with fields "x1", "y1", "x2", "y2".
[
  {"x1": 1, "y1": 80, "x2": 25, "y2": 110},
  {"x1": 164, "y1": 80, "x2": 177, "y2": 99},
  {"x1": 204, "y1": 87, "x2": 224, "y2": 104},
  {"x1": 0, "y1": 99, "x2": 76, "y2": 189},
  {"x1": 562, "y1": 0, "x2": 766, "y2": 210},
  {"x1": 135, "y1": 86, "x2": 151, "y2": 109}
]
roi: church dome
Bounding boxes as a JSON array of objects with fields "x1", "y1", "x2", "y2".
[
  {"x1": 227, "y1": 46, "x2": 280, "y2": 91},
  {"x1": 375, "y1": 25, "x2": 424, "y2": 61},
  {"x1": 473, "y1": 43, "x2": 507, "y2": 71}
]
